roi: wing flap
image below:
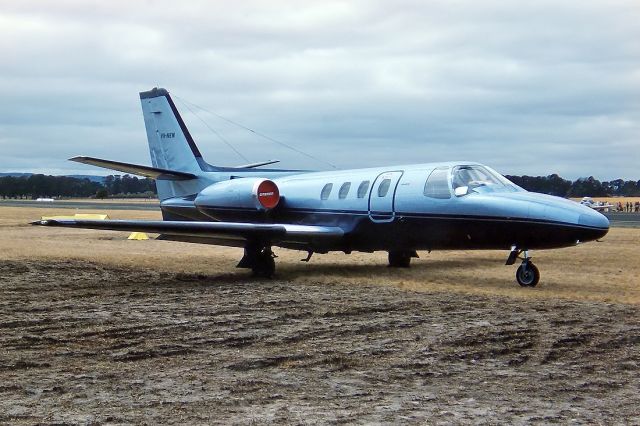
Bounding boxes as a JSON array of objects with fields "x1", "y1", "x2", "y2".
[
  {"x1": 70, "y1": 156, "x2": 197, "y2": 180},
  {"x1": 32, "y1": 219, "x2": 344, "y2": 244}
]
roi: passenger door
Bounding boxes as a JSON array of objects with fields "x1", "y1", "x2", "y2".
[{"x1": 368, "y1": 171, "x2": 403, "y2": 222}]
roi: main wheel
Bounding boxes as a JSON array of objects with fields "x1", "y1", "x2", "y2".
[
  {"x1": 388, "y1": 251, "x2": 412, "y2": 268},
  {"x1": 516, "y1": 262, "x2": 540, "y2": 287},
  {"x1": 251, "y1": 250, "x2": 275, "y2": 278}
]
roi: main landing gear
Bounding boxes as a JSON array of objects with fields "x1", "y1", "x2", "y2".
[
  {"x1": 506, "y1": 246, "x2": 540, "y2": 287},
  {"x1": 388, "y1": 250, "x2": 419, "y2": 268},
  {"x1": 237, "y1": 243, "x2": 276, "y2": 278}
]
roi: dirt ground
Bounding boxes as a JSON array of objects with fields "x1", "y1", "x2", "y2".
[{"x1": 1, "y1": 206, "x2": 639, "y2": 424}]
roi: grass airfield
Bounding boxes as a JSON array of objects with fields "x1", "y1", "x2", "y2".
[{"x1": 1, "y1": 204, "x2": 639, "y2": 423}]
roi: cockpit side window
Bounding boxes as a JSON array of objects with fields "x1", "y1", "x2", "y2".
[
  {"x1": 424, "y1": 167, "x2": 451, "y2": 199},
  {"x1": 452, "y1": 165, "x2": 520, "y2": 195}
]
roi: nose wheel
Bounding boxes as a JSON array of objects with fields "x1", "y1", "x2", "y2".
[
  {"x1": 506, "y1": 246, "x2": 540, "y2": 287},
  {"x1": 516, "y1": 261, "x2": 540, "y2": 287}
]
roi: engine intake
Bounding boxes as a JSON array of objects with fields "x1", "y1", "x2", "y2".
[
  {"x1": 254, "y1": 179, "x2": 280, "y2": 210},
  {"x1": 195, "y1": 177, "x2": 281, "y2": 213}
]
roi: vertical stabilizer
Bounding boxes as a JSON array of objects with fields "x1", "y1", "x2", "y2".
[
  {"x1": 139, "y1": 88, "x2": 206, "y2": 173},
  {"x1": 139, "y1": 88, "x2": 214, "y2": 200}
]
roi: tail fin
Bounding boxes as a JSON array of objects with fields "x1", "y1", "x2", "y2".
[
  {"x1": 139, "y1": 88, "x2": 216, "y2": 173},
  {"x1": 138, "y1": 88, "x2": 293, "y2": 200},
  {"x1": 140, "y1": 88, "x2": 218, "y2": 200}
]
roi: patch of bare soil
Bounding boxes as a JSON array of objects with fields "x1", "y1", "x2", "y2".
[{"x1": 1, "y1": 260, "x2": 638, "y2": 424}]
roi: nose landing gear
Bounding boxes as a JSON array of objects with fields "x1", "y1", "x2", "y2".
[
  {"x1": 516, "y1": 261, "x2": 540, "y2": 287},
  {"x1": 506, "y1": 246, "x2": 540, "y2": 287}
]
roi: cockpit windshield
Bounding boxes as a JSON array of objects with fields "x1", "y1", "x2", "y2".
[{"x1": 451, "y1": 165, "x2": 521, "y2": 195}]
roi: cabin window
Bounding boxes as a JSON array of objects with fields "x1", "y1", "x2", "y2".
[
  {"x1": 357, "y1": 180, "x2": 370, "y2": 198},
  {"x1": 378, "y1": 179, "x2": 391, "y2": 197},
  {"x1": 424, "y1": 167, "x2": 451, "y2": 199},
  {"x1": 320, "y1": 183, "x2": 333, "y2": 200},
  {"x1": 339, "y1": 182, "x2": 351, "y2": 199}
]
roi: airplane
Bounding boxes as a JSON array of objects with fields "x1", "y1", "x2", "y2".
[
  {"x1": 33, "y1": 87, "x2": 610, "y2": 287},
  {"x1": 579, "y1": 197, "x2": 614, "y2": 212}
]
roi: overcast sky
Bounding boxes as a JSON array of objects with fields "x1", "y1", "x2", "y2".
[{"x1": 1, "y1": 0, "x2": 639, "y2": 180}]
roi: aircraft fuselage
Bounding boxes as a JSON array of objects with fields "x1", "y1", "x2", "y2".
[{"x1": 162, "y1": 161, "x2": 609, "y2": 254}]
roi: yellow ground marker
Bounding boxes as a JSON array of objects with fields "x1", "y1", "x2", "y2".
[
  {"x1": 40, "y1": 213, "x2": 110, "y2": 220},
  {"x1": 127, "y1": 232, "x2": 149, "y2": 240}
]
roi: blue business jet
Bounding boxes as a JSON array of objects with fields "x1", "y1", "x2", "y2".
[{"x1": 34, "y1": 88, "x2": 609, "y2": 286}]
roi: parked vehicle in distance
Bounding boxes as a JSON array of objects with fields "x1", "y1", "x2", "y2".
[{"x1": 579, "y1": 197, "x2": 614, "y2": 212}]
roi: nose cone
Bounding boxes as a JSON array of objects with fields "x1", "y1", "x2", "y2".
[
  {"x1": 577, "y1": 208, "x2": 609, "y2": 241},
  {"x1": 536, "y1": 194, "x2": 609, "y2": 243},
  {"x1": 578, "y1": 209, "x2": 610, "y2": 229},
  {"x1": 492, "y1": 192, "x2": 610, "y2": 246}
]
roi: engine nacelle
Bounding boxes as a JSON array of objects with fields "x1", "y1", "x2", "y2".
[{"x1": 194, "y1": 177, "x2": 281, "y2": 213}]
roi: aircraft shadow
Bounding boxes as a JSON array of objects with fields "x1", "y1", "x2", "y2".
[
  {"x1": 149, "y1": 257, "x2": 506, "y2": 288},
  {"x1": 278, "y1": 257, "x2": 492, "y2": 280}
]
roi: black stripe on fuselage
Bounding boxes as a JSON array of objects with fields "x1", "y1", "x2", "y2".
[
  {"x1": 190, "y1": 205, "x2": 603, "y2": 230},
  {"x1": 162, "y1": 204, "x2": 608, "y2": 251}
]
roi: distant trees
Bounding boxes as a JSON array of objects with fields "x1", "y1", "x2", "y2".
[
  {"x1": 567, "y1": 177, "x2": 610, "y2": 197},
  {"x1": 505, "y1": 175, "x2": 640, "y2": 197},
  {"x1": 0, "y1": 174, "x2": 157, "y2": 199},
  {"x1": 506, "y1": 174, "x2": 572, "y2": 197},
  {"x1": 1, "y1": 172, "x2": 639, "y2": 199},
  {"x1": 0, "y1": 175, "x2": 103, "y2": 199},
  {"x1": 103, "y1": 175, "x2": 156, "y2": 196},
  {"x1": 95, "y1": 188, "x2": 109, "y2": 199}
]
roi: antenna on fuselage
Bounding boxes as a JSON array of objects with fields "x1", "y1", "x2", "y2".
[
  {"x1": 174, "y1": 94, "x2": 338, "y2": 170},
  {"x1": 175, "y1": 97, "x2": 249, "y2": 163}
]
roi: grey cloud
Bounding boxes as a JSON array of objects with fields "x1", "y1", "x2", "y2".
[{"x1": 0, "y1": 0, "x2": 638, "y2": 180}]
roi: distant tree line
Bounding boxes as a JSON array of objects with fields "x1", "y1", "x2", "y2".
[
  {"x1": 505, "y1": 174, "x2": 640, "y2": 197},
  {"x1": 1, "y1": 172, "x2": 639, "y2": 199},
  {"x1": 0, "y1": 174, "x2": 157, "y2": 199},
  {"x1": 103, "y1": 175, "x2": 156, "y2": 197}
]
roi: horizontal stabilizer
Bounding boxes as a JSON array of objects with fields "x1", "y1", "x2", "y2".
[
  {"x1": 70, "y1": 156, "x2": 197, "y2": 180},
  {"x1": 234, "y1": 160, "x2": 280, "y2": 169},
  {"x1": 32, "y1": 219, "x2": 344, "y2": 245}
]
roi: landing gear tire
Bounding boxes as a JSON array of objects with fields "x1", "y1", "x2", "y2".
[
  {"x1": 251, "y1": 249, "x2": 276, "y2": 278},
  {"x1": 516, "y1": 262, "x2": 540, "y2": 287},
  {"x1": 238, "y1": 244, "x2": 276, "y2": 278},
  {"x1": 388, "y1": 251, "x2": 412, "y2": 268}
]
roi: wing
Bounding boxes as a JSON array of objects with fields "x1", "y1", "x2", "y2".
[
  {"x1": 32, "y1": 219, "x2": 344, "y2": 246},
  {"x1": 70, "y1": 156, "x2": 197, "y2": 181}
]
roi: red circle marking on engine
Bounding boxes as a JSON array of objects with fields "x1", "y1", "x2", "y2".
[{"x1": 256, "y1": 180, "x2": 280, "y2": 209}]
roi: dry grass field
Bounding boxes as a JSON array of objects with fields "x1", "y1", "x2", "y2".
[
  {"x1": 1, "y1": 205, "x2": 639, "y2": 423},
  {"x1": 3, "y1": 206, "x2": 639, "y2": 304}
]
